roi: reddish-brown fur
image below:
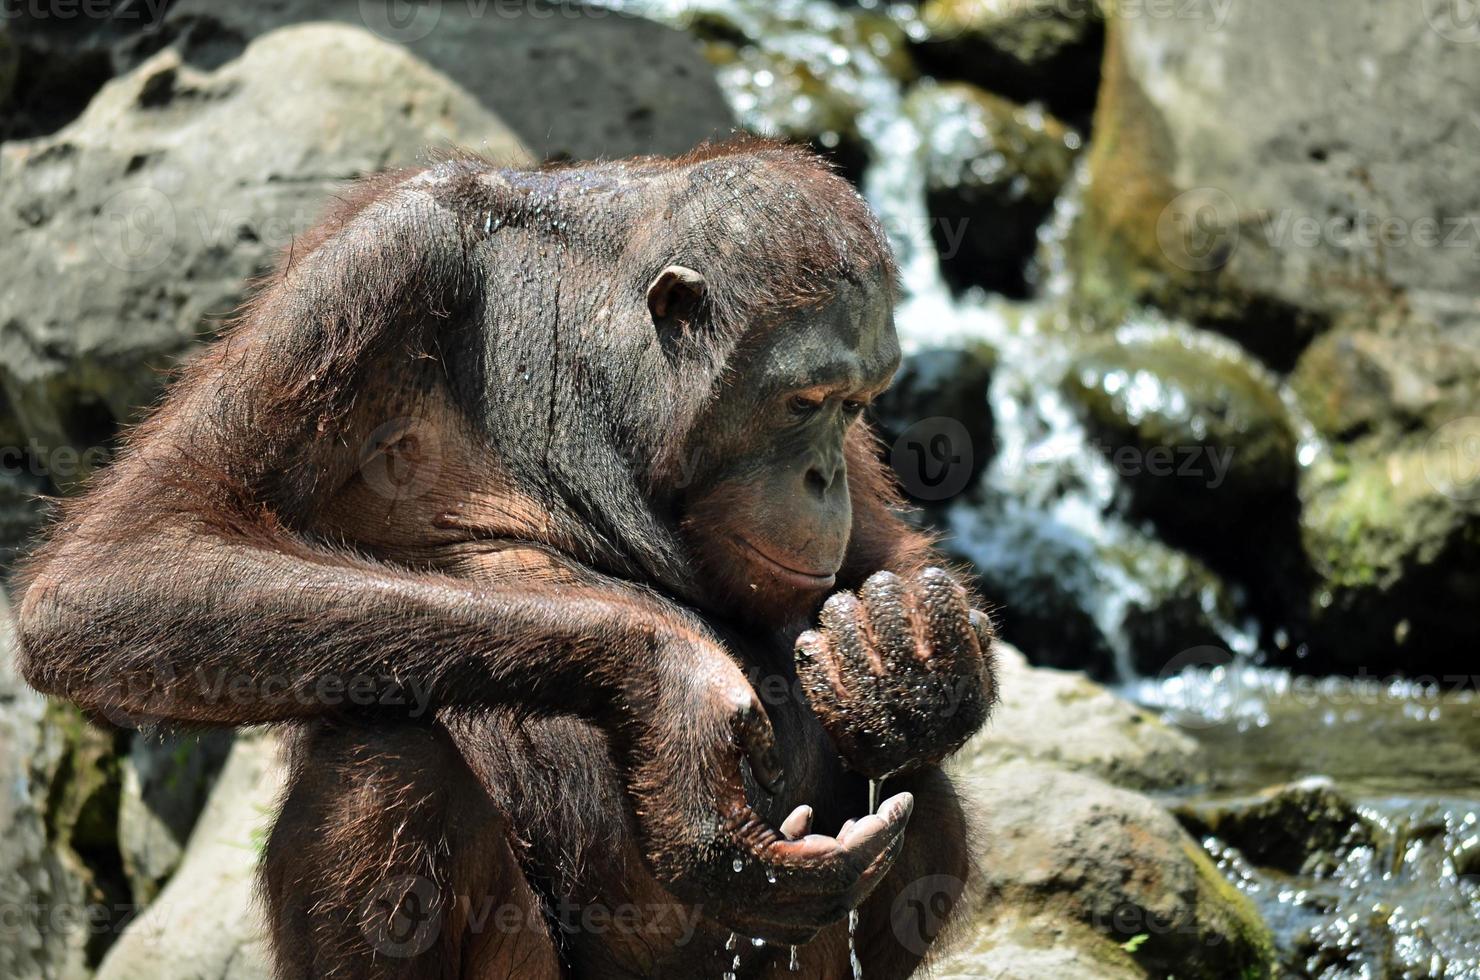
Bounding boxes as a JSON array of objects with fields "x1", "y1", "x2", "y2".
[{"x1": 15, "y1": 139, "x2": 991, "y2": 978}]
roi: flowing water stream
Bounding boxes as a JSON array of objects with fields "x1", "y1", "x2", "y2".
[{"x1": 592, "y1": 1, "x2": 1479, "y2": 975}]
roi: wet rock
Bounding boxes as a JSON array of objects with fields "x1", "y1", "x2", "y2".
[
  {"x1": 118, "y1": 729, "x2": 234, "y2": 905},
  {"x1": 1113, "y1": 543, "x2": 1239, "y2": 678},
  {"x1": 0, "y1": 23, "x2": 530, "y2": 535},
  {"x1": 962, "y1": 760, "x2": 1276, "y2": 980},
  {"x1": 933, "y1": 913, "x2": 1143, "y2": 979},
  {"x1": 1292, "y1": 322, "x2": 1480, "y2": 445},
  {"x1": 954, "y1": 641, "x2": 1206, "y2": 791},
  {"x1": 1067, "y1": 329, "x2": 1298, "y2": 519},
  {"x1": 910, "y1": 0, "x2": 1104, "y2": 123},
  {"x1": 943, "y1": 507, "x2": 1121, "y2": 677},
  {"x1": 871, "y1": 342, "x2": 996, "y2": 503},
  {"x1": 904, "y1": 80, "x2": 1079, "y2": 297},
  {"x1": 1063, "y1": 327, "x2": 1309, "y2": 630},
  {"x1": 0, "y1": 593, "x2": 96, "y2": 980},
  {"x1": 95, "y1": 733, "x2": 282, "y2": 980},
  {"x1": 1073, "y1": 3, "x2": 1480, "y2": 369},
  {"x1": 688, "y1": 3, "x2": 914, "y2": 186},
  {"x1": 1299, "y1": 440, "x2": 1480, "y2": 673},
  {"x1": 1174, "y1": 778, "x2": 1369, "y2": 876}
]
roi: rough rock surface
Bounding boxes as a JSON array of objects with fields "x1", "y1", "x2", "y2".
[
  {"x1": 0, "y1": 23, "x2": 529, "y2": 490},
  {"x1": 1, "y1": 1, "x2": 735, "y2": 159},
  {"x1": 954, "y1": 642, "x2": 1205, "y2": 791},
  {"x1": 118, "y1": 729, "x2": 234, "y2": 905},
  {"x1": 0, "y1": 593, "x2": 93, "y2": 980},
  {"x1": 1075, "y1": 2, "x2": 1480, "y2": 368},
  {"x1": 955, "y1": 760, "x2": 1275, "y2": 980},
  {"x1": 911, "y1": 0, "x2": 1104, "y2": 123},
  {"x1": 95, "y1": 733, "x2": 282, "y2": 980}
]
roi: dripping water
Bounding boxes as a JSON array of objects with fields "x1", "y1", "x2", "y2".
[{"x1": 847, "y1": 778, "x2": 882, "y2": 980}]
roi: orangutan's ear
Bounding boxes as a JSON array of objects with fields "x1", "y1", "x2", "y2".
[{"x1": 646, "y1": 265, "x2": 707, "y2": 331}]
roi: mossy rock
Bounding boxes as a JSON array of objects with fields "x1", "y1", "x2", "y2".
[
  {"x1": 912, "y1": 0, "x2": 1105, "y2": 123},
  {"x1": 1291, "y1": 323, "x2": 1480, "y2": 446},
  {"x1": 1175, "y1": 779, "x2": 1370, "y2": 876},
  {"x1": 904, "y1": 80, "x2": 1079, "y2": 296},
  {"x1": 695, "y1": 7, "x2": 915, "y2": 186},
  {"x1": 969, "y1": 760, "x2": 1277, "y2": 980},
  {"x1": 1299, "y1": 438, "x2": 1480, "y2": 672}
]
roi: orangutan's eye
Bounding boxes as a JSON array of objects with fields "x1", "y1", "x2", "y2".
[{"x1": 789, "y1": 394, "x2": 823, "y2": 415}]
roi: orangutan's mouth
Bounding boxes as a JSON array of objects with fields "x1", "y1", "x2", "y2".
[{"x1": 731, "y1": 536, "x2": 838, "y2": 591}]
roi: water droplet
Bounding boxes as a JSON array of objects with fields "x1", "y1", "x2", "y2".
[
  {"x1": 751, "y1": 937, "x2": 766, "y2": 947},
  {"x1": 732, "y1": 857, "x2": 744, "y2": 872},
  {"x1": 790, "y1": 945, "x2": 800, "y2": 971}
]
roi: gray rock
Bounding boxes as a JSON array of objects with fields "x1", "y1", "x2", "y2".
[
  {"x1": 954, "y1": 641, "x2": 1205, "y2": 791},
  {"x1": 118, "y1": 729, "x2": 234, "y2": 905},
  {"x1": 0, "y1": 592, "x2": 93, "y2": 980},
  {"x1": 1074, "y1": 2, "x2": 1480, "y2": 368},
  {"x1": 957, "y1": 760, "x2": 1276, "y2": 980},
  {"x1": 932, "y1": 913, "x2": 1144, "y2": 980},
  {"x1": 0, "y1": 22, "x2": 530, "y2": 478},
  {"x1": 12, "y1": 0, "x2": 735, "y2": 162},
  {"x1": 96, "y1": 733, "x2": 284, "y2": 980}
]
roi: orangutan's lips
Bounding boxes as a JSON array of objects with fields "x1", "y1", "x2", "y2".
[{"x1": 732, "y1": 536, "x2": 838, "y2": 591}]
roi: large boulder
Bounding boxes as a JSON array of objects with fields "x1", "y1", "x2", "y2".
[
  {"x1": 1, "y1": 1, "x2": 735, "y2": 159},
  {"x1": 0, "y1": 23, "x2": 529, "y2": 500},
  {"x1": 954, "y1": 642, "x2": 1205, "y2": 791},
  {"x1": 955, "y1": 760, "x2": 1276, "y2": 980},
  {"x1": 0, "y1": 593, "x2": 98, "y2": 980},
  {"x1": 118, "y1": 729, "x2": 234, "y2": 905},
  {"x1": 1073, "y1": 2, "x2": 1480, "y2": 369},
  {"x1": 96, "y1": 733, "x2": 283, "y2": 980}
]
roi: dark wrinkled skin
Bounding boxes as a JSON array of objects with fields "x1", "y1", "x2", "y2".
[{"x1": 15, "y1": 141, "x2": 996, "y2": 979}]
